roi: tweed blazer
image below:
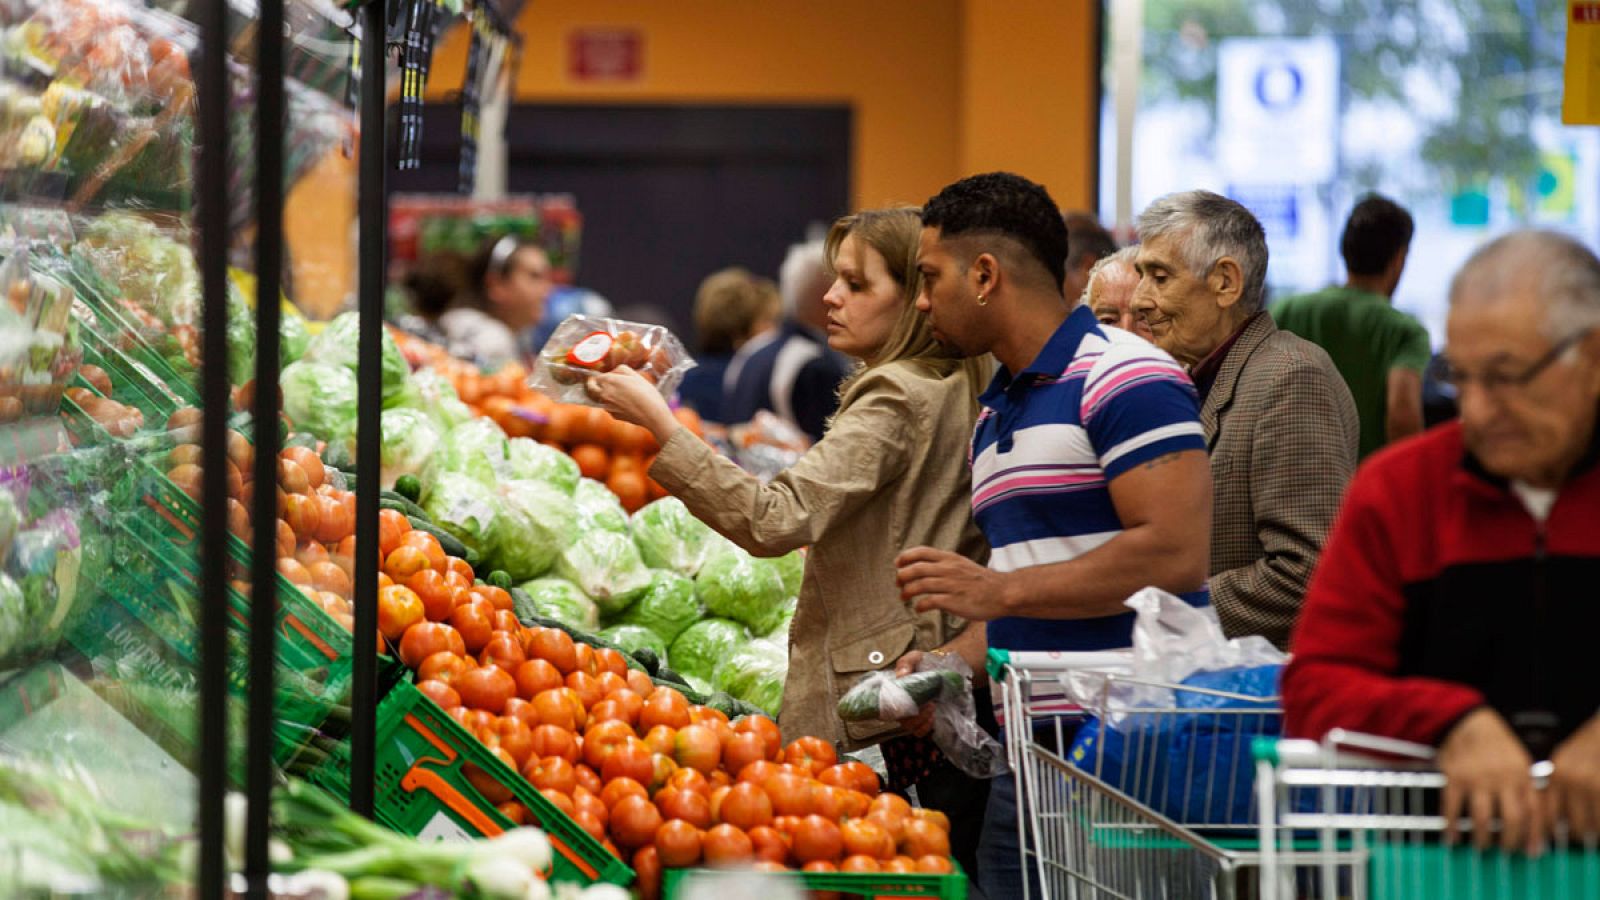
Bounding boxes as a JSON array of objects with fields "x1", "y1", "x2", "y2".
[{"x1": 1201, "y1": 313, "x2": 1359, "y2": 650}]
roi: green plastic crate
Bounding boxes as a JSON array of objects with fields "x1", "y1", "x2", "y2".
[
  {"x1": 662, "y1": 863, "x2": 968, "y2": 899},
  {"x1": 310, "y1": 680, "x2": 633, "y2": 888},
  {"x1": 76, "y1": 333, "x2": 188, "y2": 423}
]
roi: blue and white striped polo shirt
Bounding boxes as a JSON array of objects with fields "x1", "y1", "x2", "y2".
[{"x1": 974, "y1": 305, "x2": 1209, "y2": 653}]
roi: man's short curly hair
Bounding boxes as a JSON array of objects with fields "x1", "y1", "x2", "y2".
[{"x1": 922, "y1": 172, "x2": 1070, "y2": 290}]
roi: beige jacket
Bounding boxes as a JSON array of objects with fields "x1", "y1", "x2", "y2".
[{"x1": 650, "y1": 359, "x2": 988, "y2": 751}]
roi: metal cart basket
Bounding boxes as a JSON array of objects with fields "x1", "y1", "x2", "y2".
[
  {"x1": 990, "y1": 649, "x2": 1282, "y2": 900},
  {"x1": 1256, "y1": 730, "x2": 1600, "y2": 900}
]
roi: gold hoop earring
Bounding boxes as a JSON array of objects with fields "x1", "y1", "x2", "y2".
[{"x1": 976, "y1": 292, "x2": 988, "y2": 307}]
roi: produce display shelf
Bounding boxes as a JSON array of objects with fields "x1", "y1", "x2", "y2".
[
  {"x1": 309, "y1": 680, "x2": 634, "y2": 889},
  {"x1": 661, "y1": 862, "x2": 968, "y2": 899}
]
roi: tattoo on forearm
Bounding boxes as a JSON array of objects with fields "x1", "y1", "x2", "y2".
[{"x1": 1141, "y1": 452, "x2": 1184, "y2": 471}]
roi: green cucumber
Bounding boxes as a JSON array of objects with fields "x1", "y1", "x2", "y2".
[
  {"x1": 486, "y1": 570, "x2": 514, "y2": 591},
  {"x1": 631, "y1": 647, "x2": 661, "y2": 677},
  {"x1": 393, "y1": 474, "x2": 422, "y2": 503},
  {"x1": 836, "y1": 670, "x2": 965, "y2": 721},
  {"x1": 379, "y1": 491, "x2": 429, "y2": 520}
]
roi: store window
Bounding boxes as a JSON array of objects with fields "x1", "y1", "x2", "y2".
[{"x1": 1098, "y1": 0, "x2": 1598, "y2": 344}]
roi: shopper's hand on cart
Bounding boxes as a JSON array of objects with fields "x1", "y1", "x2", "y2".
[
  {"x1": 891, "y1": 650, "x2": 937, "y2": 737},
  {"x1": 1439, "y1": 707, "x2": 1543, "y2": 854},
  {"x1": 895, "y1": 546, "x2": 1007, "y2": 620},
  {"x1": 1547, "y1": 714, "x2": 1600, "y2": 842},
  {"x1": 585, "y1": 366, "x2": 681, "y2": 443}
]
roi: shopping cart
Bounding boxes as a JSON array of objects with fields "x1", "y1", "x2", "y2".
[
  {"x1": 1256, "y1": 730, "x2": 1600, "y2": 900},
  {"x1": 990, "y1": 649, "x2": 1282, "y2": 900}
]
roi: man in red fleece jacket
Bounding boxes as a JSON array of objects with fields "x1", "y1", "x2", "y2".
[{"x1": 1284, "y1": 230, "x2": 1600, "y2": 856}]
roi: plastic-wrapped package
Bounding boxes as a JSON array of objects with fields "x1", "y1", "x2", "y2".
[
  {"x1": 501, "y1": 437, "x2": 580, "y2": 495},
  {"x1": 712, "y1": 638, "x2": 787, "y2": 717},
  {"x1": 667, "y1": 618, "x2": 750, "y2": 685},
  {"x1": 694, "y1": 547, "x2": 789, "y2": 635},
  {"x1": 572, "y1": 477, "x2": 629, "y2": 533},
  {"x1": 419, "y1": 471, "x2": 501, "y2": 560},
  {"x1": 302, "y1": 312, "x2": 411, "y2": 406},
  {"x1": 612, "y1": 569, "x2": 701, "y2": 647},
  {"x1": 629, "y1": 497, "x2": 720, "y2": 576},
  {"x1": 554, "y1": 529, "x2": 651, "y2": 617},
  {"x1": 531, "y1": 315, "x2": 694, "y2": 405},
  {"x1": 280, "y1": 361, "x2": 358, "y2": 451},
  {"x1": 598, "y1": 624, "x2": 668, "y2": 661},
  {"x1": 489, "y1": 479, "x2": 576, "y2": 582},
  {"x1": 378, "y1": 407, "x2": 441, "y2": 490},
  {"x1": 514, "y1": 577, "x2": 599, "y2": 632}
]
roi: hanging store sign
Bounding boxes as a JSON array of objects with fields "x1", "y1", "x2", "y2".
[{"x1": 1566, "y1": 1, "x2": 1600, "y2": 125}]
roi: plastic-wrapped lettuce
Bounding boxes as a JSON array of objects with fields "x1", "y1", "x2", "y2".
[
  {"x1": 281, "y1": 361, "x2": 358, "y2": 450},
  {"x1": 380, "y1": 408, "x2": 442, "y2": 490},
  {"x1": 425, "y1": 418, "x2": 510, "y2": 487},
  {"x1": 503, "y1": 438, "x2": 580, "y2": 495},
  {"x1": 489, "y1": 479, "x2": 577, "y2": 582},
  {"x1": 763, "y1": 597, "x2": 797, "y2": 642},
  {"x1": 516, "y1": 577, "x2": 599, "y2": 631},
  {"x1": 775, "y1": 549, "x2": 805, "y2": 597},
  {"x1": 419, "y1": 472, "x2": 501, "y2": 558},
  {"x1": 695, "y1": 547, "x2": 790, "y2": 635},
  {"x1": 574, "y1": 478, "x2": 629, "y2": 533},
  {"x1": 0, "y1": 489, "x2": 20, "y2": 559},
  {"x1": 614, "y1": 570, "x2": 701, "y2": 645},
  {"x1": 224, "y1": 284, "x2": 255, "y2": 386},
  {"x1": 405, "y1": 368, "x2": 474, "y2": 432},
  {"x1": 668, "y1": 617, "x2": 750, "y2": 684},
  {"x1": 713, "y1": 638, "x2": 788, "y2": 717},
  {"x1": 599, "y1": 624, "x2": 668, "y2": 661},
  {"x1": 280, "y1": 313, "x2": 310, "y2": 365},
  {"x1": 303, "y1": 312, "x2": 410, "y2": 406},
  {"x1": 630, "y1": 497, "x2": 722, "y2": 576},
  {"x1": 555, "y1": 529, "x2": 652, "y2": 616},
  {"x1": 0, "y1": 572, "x2": 24, "y2": 665}
]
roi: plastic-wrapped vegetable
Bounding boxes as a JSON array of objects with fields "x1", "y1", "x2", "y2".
[
  {"x1": 695, "y1": 548, "x2": 790, "y2": 635},
  {"x1": 712, "y1": 638, "x2": 788, "y2": 717},
  {"x1": 489, "y1": 479, "x2": 577, "y2": 582},
  {"x1": 614, "y1": 570, "x2": 701, "y2": 646},
  {"x1": 0, "y1": 572, "x2": 24, "y2": 666},
  {"x1": 280, "y1": 313, "x2": 310, "y2": 365},
  {"x1": 668, "y1": 617, "x2": 750, "y2": 684},
  {"x1": 419, "y1": 472, "x2": 501, "y2": 558},
  {"x1": 280, "y1": 361, "x2": 358, "y2": 450},
  {"x1": 630, "y1": 497, "x2": 722, "y2": 576},
  {"x1": 303, "y1": 312, "x2": 410, "y2": 406},
  {"x1": 531, "y1": 314, "x2": 695, "y2": 406},
  {"x1": 836, "y1": 669, "x2": 964, "y2": 721},
  {"x1": 379, "y1": 408, "x2": 442, "y2": 490},
  {"x1": 502, "y1": 438, "x2": 580, "y2": 495},
  {"x1": 774, "y1": 549, "x2": 805, "y2": 598},
  {"x1": 515, "y1": 577, "x2": 599, "y2": 632},
  {"x1": 224, "y1": 283, "x2": 255, "y2": 386},
  {"x1": 555, "y1": 529, "x2": 652, "y2": 617},
  {"x1": 763, "y1": 597, "x2": 797, "y2": 642},
  {"x1": 598, "y1": 624, "x2": 668, "y2": 661},
  {"x1": 425, "y1": 418, "x2": 509, "y2": 487},
  {"x1": 573, "y1": 478, "x2": 629, "y2": 533},
  {"x1": 404, "y1": 368, "x2": 474, "y2": 432}
]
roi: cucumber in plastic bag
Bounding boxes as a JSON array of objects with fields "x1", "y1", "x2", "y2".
[{"x1": 837, "y1": 670, "x2": 964, "y2": 721}]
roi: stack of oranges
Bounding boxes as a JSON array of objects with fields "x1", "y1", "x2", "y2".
[{"x1": 393, "y1": 577, "x2": 957, "y2": 899}]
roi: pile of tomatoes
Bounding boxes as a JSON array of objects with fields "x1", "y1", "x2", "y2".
[{"x1": 393, "y1": 583, "x2": 957, "y2": 899}]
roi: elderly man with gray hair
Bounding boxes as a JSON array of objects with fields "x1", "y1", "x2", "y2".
[
  {"x1": 1084, "y1": 246, "x2": 1153, "y2": 341},
  {"x1": 1131, "y1": 190, "x2": 1358, "y2": 648},
  {"x1": 1285, "y1": 230, "x2": 1600, "y2": 855}
]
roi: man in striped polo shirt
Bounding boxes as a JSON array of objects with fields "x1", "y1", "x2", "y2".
[{"x1": 896, "y1": 172, "x2": 1213, "y2": 899}]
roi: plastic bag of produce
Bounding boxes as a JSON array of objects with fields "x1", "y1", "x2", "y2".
[
  {"x1": 303, "y1": 312, "x2": 411, "y2": 406},
  {"x1": 419, "y1": 472, "x2": 501, "y2": 559},
  {"x1": 281, "y1": 361, "x2": 358, "y2": 450},
  {"x1": 224, "y1": 284, "x2": 255, "y2": 386},
  {"x1": 614, "y1": 570, "x2": 701, "y2": 646},
  {"x1": 712, "y1": 638, "x2": 788, "y2": 717},
  {"x1": 0, "y1": 572, "x2": 25, "y2": 665},
  {"x1": 280, "y1": 313, "x2": 310, "y2": 366},
  {"x1": 668, "y1": 617, "x2": 750, "y2": 684},
  {"x1": 531, "y1": 314, "x2": 695, "y2": 406},
  {"x1": 763, "y1": 597, "x2": 796, "y2": 642},
  {"x1": 574, "y1": 478, "x2": 629, "y2": 533},
  {"x1": 404, "y1": 368, "x2": 474, "y2": 432},
  {"x1": 425, "y1": 418, "x2": 510, "y2": 487},
  {"x1": 502, "y1": 438, "x2": 580, "y2": 495},
  {"x1": 630, "y1": 497, "x2": 722, "y2": 576},
  {"x1": 555, "y1": 529, "x2": 652, "y2": 616},
  {"x1": 379, "y1": 408, "x2": 442, "y2": 490},
  {"x1": 490, "y1": 479, "x2": 577, "y2": 581},
  {"x1": 515, "y1": 577, "x2": 599, "y2": 631},
  {"x1": 599, "y1": 624, "x2": 668, "y2": 661},
  {"x1": 774, "y1": 548, "x2": 805, "y2": 597},
  {"x1": 695, "y1": 548, "x2": 789, "y2": 635}
]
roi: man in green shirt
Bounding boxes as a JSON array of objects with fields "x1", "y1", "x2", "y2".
[{"x1": 1273, "y1": 194, "x2": 1433, "y2": 458}]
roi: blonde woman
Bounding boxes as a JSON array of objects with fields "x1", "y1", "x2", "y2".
[{"x1": 586, "y1": 207, "x2": 993, "y2": 866}]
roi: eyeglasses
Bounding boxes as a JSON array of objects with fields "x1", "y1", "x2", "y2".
[{"x1": 1438, "y1": 328, "x2": 1593, "y2": 394}]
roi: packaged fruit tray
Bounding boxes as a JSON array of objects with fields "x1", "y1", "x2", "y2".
[
  {"x1": 660, "y1": 864, "x2": 967, "y2": 899},
  {"x1": 309, "y1": 679, "x2": 633, "y2": 888}
]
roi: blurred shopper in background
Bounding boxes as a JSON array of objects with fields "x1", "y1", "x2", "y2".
[
  {"x1": 586, "y1": 208, "x2": 995, "y2": 878},
  {"x1": 1062, "y1": 211, "x2": 1119, "y2": 306},
  {"x1": 676, "y1": 267, "x2": 781, "y2": 424},
  {"x1": 1085, "y1": 247, "x2": 1151, "y2": 340},
  {"x1": 1132, "y1": 190, "x2": 1357, "y2": 650},
  {"x1": 1285, "y1": 231, "x2": 1600, "y2": 855},
  {"x1": 413, "y1": 235, "x2": 555, "y2": 368},
  {"x1": 1273, "y1": 194, "x2": 1431, "y2": 458},
  {"x1": 722, "y1": 238, "x2": 851, "y2": 440}
]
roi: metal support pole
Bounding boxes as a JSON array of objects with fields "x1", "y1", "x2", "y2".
[
  {"x1": 351, "y1": 0, "x2": 388, "y2": 817},
  {"x1": 196, "y1": 0, "x2": 232, "y2": 893},
  {"x1": 247, "y1": 0, "x2": 286, "y2": 892}
]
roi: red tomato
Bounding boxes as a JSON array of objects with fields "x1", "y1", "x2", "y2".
[
  {"x1": 514, "y1": 659, "x2": 564, "y2": 699},
  {"x1": 654, "y1": 818, "x2": 703, "y2": 867},
  {"x1": 416, "y1": 679, "x2": 460, "y2": 710},
  {"x1": 525, "y1": 756, "x2": 577, "y2": 795},
  {"x1": 480, "y1": 632, "x2": 528, "y2": 673},
  {"x1": 600, "y1": 777, "x2": 649, "y2": 811},
  {"x1": 784, "y1": 736, "x2": 837, "y2": 776},
  {"x1": 733, "y1": 715, "x2": 784, "y2": 760},
  {"x1": 417, "y1": 651, "x2": 470, "y2": 685},
  {"x1": 609, "y1": 796, "x2": 663, "y2": 850},
  {"x1": 406, "y1": 569, "x2": 455, "y2": 622},
  {"x1": 600, "y1": 739, "x2": 655, "y2": 785},
  {"x1": 672, "y1": 724, "x2": 722, "y2": 774},
  {"x1": 377, "y1": 585, "x2": 424, "y2": 640},
  {"x1": 529, "y1": 723, "x2": 580, "y2": 765},
  {"x1": 655, "y1": 786, "x2": 713, "y2": 829},
  {"x1": 377, "y1": 508, "x2": 411, "y2": 558},
  {"x1": 448, "y1": 598, "x2": 496, "y2": 654},
  {"x1": 456, "y1": 666, "x2": 517, "y2": 713},
  {"x1": 749, "y1": 825, "x2": 790, "y2": 864},
  {"x1": 793, "y1": 814, "x2": 844, "y2": 864},
  {"x1": 398, "y1": 622, "x2": 465, "y2": 668},
  {"x1": 719, "y1": 782, "x2": 774, "y2": 830},
  {"x1": 723, "y1": 732, "x2": 769, "y2": 781},
  {"x1": 639, "y1": 687, "x2": 691, "y2": 731},
  {"x1": 632, "y1": 846, "x2": 662, "y2": 900},
  {"x1": 701, "y1": 824, "x2": 754, "y2": 866},
  {"x1": 527, "y1": 627, "x2": 579, "y2": 675}
]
